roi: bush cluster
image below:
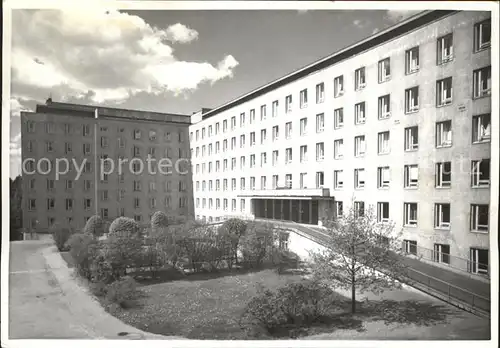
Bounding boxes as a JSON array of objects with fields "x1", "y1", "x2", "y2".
[{"x1": 242, "y1": 280, "x2": 340, "y2": 337}]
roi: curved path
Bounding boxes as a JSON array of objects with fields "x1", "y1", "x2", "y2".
[{"x1": 8, "y1": 240, "x2": 180, "y2": 340}]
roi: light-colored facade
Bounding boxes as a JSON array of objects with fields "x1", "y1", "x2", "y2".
[
  {"x1": 21, "y1": 101, "x2": 194, "y2": 232},
  {"x1": 189, "y1": 10, "x2": 493, "y2": 272}
]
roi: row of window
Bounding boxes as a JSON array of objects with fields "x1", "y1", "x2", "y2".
[
  {"x1": 196, "y1": 198, "x2": 247, "y2": 212},
  {"x1": 192, "y1": 113, "x2": 491, "y2": 162},
  {"x1": 190, "y1": 19, "x2": 491, "y2": 144},
  {"x1": 27, "y1": 195, "x2": 189, "y2": 212},
  {"x1": 25, "y1": 122, "x2": 186, "y2": 143},
  {"x1": 193, "y1": 158, "x2": 490, "y2": 192}
]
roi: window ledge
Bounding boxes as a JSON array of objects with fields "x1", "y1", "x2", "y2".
[
  {"x1": 470, "y1": 230, "x2": 489, "y2": 234},
  {"x1": 404, "y1": 224, "x2": 418, "y2": 228},
  {"x1": 434, "y1": 227, "x2": 451, "y2": 231},
  {"x1": 405, "y1": 110, "x2": 419, "y2": 115}
]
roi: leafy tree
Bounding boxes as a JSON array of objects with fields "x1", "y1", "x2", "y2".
[
  {"x1": 103, "y1": 233, "x2": 144, "y2": 278},
  {"x1": 50, "y1": 222, "x2": 73, "y2": 251},
  {"x1": 218, "y1": 218, "x2": 247, "y2": 262},
  {"x1": 108, "y1": 217, "x2": 140, "y2": 237},
  {"x1": 66, "y1": 233, "x2": 98, "y2": 279},
  {"x1": 10, "y1": 176, "x2": 23, "y2": 241},
  {"x1": 310, "y1": 202, "x2": 409, "y2": 313},
  {"x1": 151, "y1": 211, "x2": 169, "y2": 230},
  {"x1": 83, "y1": 215, "x2": 105, "y2": 237},
  {"x1": 239, "y1": 222, "x2": 278, "y2": 268}
]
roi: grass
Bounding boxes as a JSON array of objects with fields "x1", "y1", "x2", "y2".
[{"x1": 107, "y1": 268, "x2": 318, "y2": 339}]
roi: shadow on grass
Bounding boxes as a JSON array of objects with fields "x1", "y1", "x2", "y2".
[
  {"x1": 355, "y1": 299, "x2": 456, "y2": 326},
  {"x1": 133, "y1": 264, "x2": 310, "y2": 286}
]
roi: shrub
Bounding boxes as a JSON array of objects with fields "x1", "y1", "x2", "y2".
[
  {"x1": 151, "y1": 211, "x2": 169, "y2": 229},
  {"x1": 109, "y1": 217, "x2": 140, "y2": 237},
  {"x1": 239, "y1": 224, "x2": 276, "y2": 268},
  {"x1": 105, "y1": 276, "x2": 143, "y2": 308},
  {"x1": 218, "y1": 218, "x2": 247, "y2": 262},
  {"x1": 66, "y1": 233, "x2": 98, "y2": 279},
  {"x1": 51, "y1": 224, "x2": 73, "y2": 251},
  {"x1": 242, "y1": 280, "x2": 340, "y2": 336},
  {"x1": 102, "y1": 233, "x2": 144, "y2": 278},
  {"x1": 83, "y1": 215, "x2": 105, "y2": 237}
]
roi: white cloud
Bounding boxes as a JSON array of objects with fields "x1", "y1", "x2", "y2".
[
  {"x1": 385, "y1": 10, "x2": 422, "y2": 23},
  {"x1": 165, "y1": 23, "x2": 199, "y2": 43},
  {"x1": 10, "y1": 133, "x2": 22, "y2": 156},
  {"x1": 11, "y1": 8, "x2": 239, "y2": 104}
]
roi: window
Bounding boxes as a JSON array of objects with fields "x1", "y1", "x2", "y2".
[
  {"x1": 433, "y1": 244, "x2": 450, "y2": 264},
  {"x1": 260, "y1": 152, "x2": 267, "y2": 167},
  {"x1": 272, "y1": 175, "x2": 278, "y2": 189},
  {"x1": 249, "y1": 132, "x2": 256, "y2": 146},
  {"x1": 470, "y1": 248, "x2": 489, "y2": 275},
  {"x1": 334, "y1": 75, "x2": 344, "y2": 97},
  {"x1": 46, "y1": 179, "x2": 55, "y2": 191},
  {"x1": 83, "y1": 198, "x2": 91, "y2": 210},
  {"x1": 377, "y1": 167, "x2": 390, "y2": 189},
  {"x1": 285, "y1": 148, "x2": 293, "y2": 164},
  {"x1": 208, "y1": 125, "x2": 213, "y2": 137},
  {"x1": 315, "y1": 142, "x2": 324, "y2": 161},
  {"x1": 377, "y1": 202, "x2": 389, "y2": 223},
  {"x1": 473, "y1": 66, "x2": 492, "y2": 98},
  {"x1": 231, "y1": 137, "x2": 236, "y2": 150},
  {"x1": 133, "y1": 129, "x2": 141, "y2": 140},
  {"x1": 316, "y1": 113, "x2": 324, "y2": 133},
  {"x1": 435, "y1": 162, "x2": 451, "y2": 188},
  {"x1": 434, "y1": 203, "x2": 451, "y2": 229},
  {"x1": 405, "y1": 87, "x2": 419, "y2": 113},
  {"x1": 285, "y1": 95, "x2": 293, "y2": 113},
  {"x1": 28, "y1": 178, "x2": 35, "y2": 191},
  {"x1": 231, "y1": 116, "x2": 236, "y2": 130},
  {"x1": 334, "y1": 170, "x2": 343, "y2": 189},
  {"x1": 133, "y1": 180, "x2": 142, "y2": 192},
  {"x1": 470, "y1": 204, "x2": 489, "y2": 232},
  {"x1": 300, "y1": 145, "x2": 308, "y2": 163},
  {"x1": 436, "y1": 120, "x2": 452, "y2": 147},
  {"x1": 46, "y1": 141, "x2": 54, "y2": 152},
  {"x1": 377, "y1": 131, "x2": 390, "y2": 155},
  {"x1": 83, "y1": 143, "x2": 91, "y2": 155},
  {"x1": 223, "y1": 120, "x2": 228, "y2": 132},
  {"x1": 334, "y1": 139, "x2": 343, "y2": 159},
  {"x1": 250, "y1": 154, "x2": 256, "y2": 168},
  {"x1": 150, "y1": 198, "x2": 157, "y2": 209},
  {"x1": 378, "y1": 58, "x2": 391, "y2": 83},
  {"x1": 300, "y1": 118, "x2": 307, "y2": 136},
  {"x1": 403, "y1": 240, "x2": 418, "y2": 255},
  {"x1": 354, "y1": 135, "x2": 365, "y2": 157},
  {"x1": 240, "y1": 178, "x2": 246, "y2": 190},
  {"x1": 82, "y1": 124, "x2": 90, "y2": 136},
  {"x1": 354, "y1": 102, "x2": 365, "y2": 124},
  {"x1": 404, "y1": 203, "x2": 418, "y2": 226},
  {"x1": 285, "y1": 174, "x2": 292, "y2": 188},
  {"x1": 240, "y1": 112, "x2": 245, "y2": 127},
  {"x1": 405, "y1": 46, "x2": 420, "y2": 74},
  {"x1": 354, "y1": 67, "x2": 366, "y2": 90},
  {"x1": 378, "y1": 95, "x2": 390, "y2": 119},
  {"x1": 404, "y1": 165, "x2": 419, "y2": 188},
  {"x1": 300, "y1": 89, "x2": 308, "y2": 108},
  {"x1": 404, "y1": 126, "x2": 419, "y2": 151},
  {"x1": 47, "y1": 198, "x2": 55, "y2": 210},
  {"x1": 232, "y1": 178, "x2": 237, "y2": 191},
  {"x1": 354, "y1": 168, "x2": 365, "y2": 189},
  {"x1": 27, "y1": 120, "x2": 35, "y2": 133},
  {"x1": 28, "y1": 199, "x2": 36, "y2": 211},
  {"x1": 272, "y1": 150, "x2": 279, "y2": 166},
  {"x1": 272, "y1": 126, "x2": 279, "y2": 141},
  {"x1": 471, "y1": 159, "x2": 490, "y2": 187},
  {"x1": 436, "y1": 77, "x2": 453, "y2": 106},
  {"x1": 260, "y1": 105, "x2": 267, "y2": 120},
  {"x1": 45, "y1": 122, "x2": 55, "y2": 134},
  {"x1": 335, "y1": 201, "x2": 343, "y2": 218},
  {"x1": 223, "y1": 139, "x2": 228, "y2": 152},
  {"x1": 474, "y1": 19, "x2": 491, "y2": 52},
  {"x1": 241, "y1": 199, "x2": 246, "y2": 213},
  {"x1": 272, "y1": 100, "x2": 279, "y2": 118},
  {"x1": 354, "y1": 201, "x2": 365, "y2": 218},
  {"x1": 148, "y1": 130, "x2": 157, "y2": 141},
  {"x1": 285, "y1": 122, "x2": 292, "y2": 139},
  {"x1": 240, "y1": 134, "x2": 245, "y2": 148},
  {"x1": 316, "y1": 82, "x2": 325, "y2": 103},
  {"x1": 437, "y1": 34, "x2": 453, "y2": 64},
  {"x1": 334, "y1": 108, "x2": 343, "y2": 129},
  {"x1": 316, "y1": 171, "x2": 324, "y2": 188},
  {"x1": 240, "y1": 156, "x2": 246, "y2": 169},
  {"x1": 260, "y1": 129, "x2": 267, "y2": 144},
  {"x1": 472, "y1": 114, "x2": 491, "y2": 143},
  {"x1": 300, "y1": 172, "x2": 307, "y2": 189},
  {"x1": 250, "y1": 109, "x2": 255, "y2": 124}
]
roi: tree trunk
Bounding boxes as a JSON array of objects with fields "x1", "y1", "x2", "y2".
[{"x1": 351, "y1": 276, "x2": 356, "y2": 314}]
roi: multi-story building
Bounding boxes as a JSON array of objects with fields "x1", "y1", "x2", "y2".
[
  {"x1": 21, "y1": 100, "x2": 194, "y2": 232},
  {"x1": 189, "y1": 10, "x2": 493, "y2": 274}
]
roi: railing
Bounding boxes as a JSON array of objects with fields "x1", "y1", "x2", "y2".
[
  {"x1": 404, "y1": 244, "x2": 490, "y2": 279},
  {"x1": 249, "y1": 218, "x2": 491, "y2": 317}
]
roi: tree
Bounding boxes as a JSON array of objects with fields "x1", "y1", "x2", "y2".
[
  {"x1": 218, "y1": 218, "x2": 247, "y2": 263},
  {"x1": 109, "y1": 217, "x2": 140, "y2": 237},
  {"x1": 239, "y1": 222, "x2": 278, "y2": 268},
  {"x1": 83, "y1": 215, "x2": 105, "y2": 237},
  {"x1": 10, "y1": 176, "x2": 23, "y2": 241},
  {"x1": 310, "y1": 202, "x2": 409, "y2": 314},
  {"x1": 151, "y1": 211, "x2": 169, "y2": 230}
]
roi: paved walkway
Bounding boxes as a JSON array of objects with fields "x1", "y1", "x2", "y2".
[
  {"x1": 7, "y1": 240, "x2": 179, "y2": 340},
  {"x1": 259, "y1": 219, "x2": 491, "y2": 312}
]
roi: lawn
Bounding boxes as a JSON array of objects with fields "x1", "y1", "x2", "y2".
[{"x1": 107, "y1": 268, "x2": 343, "y2": 339}]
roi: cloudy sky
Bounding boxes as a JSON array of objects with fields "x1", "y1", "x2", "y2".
[{"x1": 8, "y1": 6, "x2": 419, "y2": 177}]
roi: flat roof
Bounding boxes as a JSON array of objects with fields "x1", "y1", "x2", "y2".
[{"x1": 200, "y1": 10, "x2": 457, "y2": 120}]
